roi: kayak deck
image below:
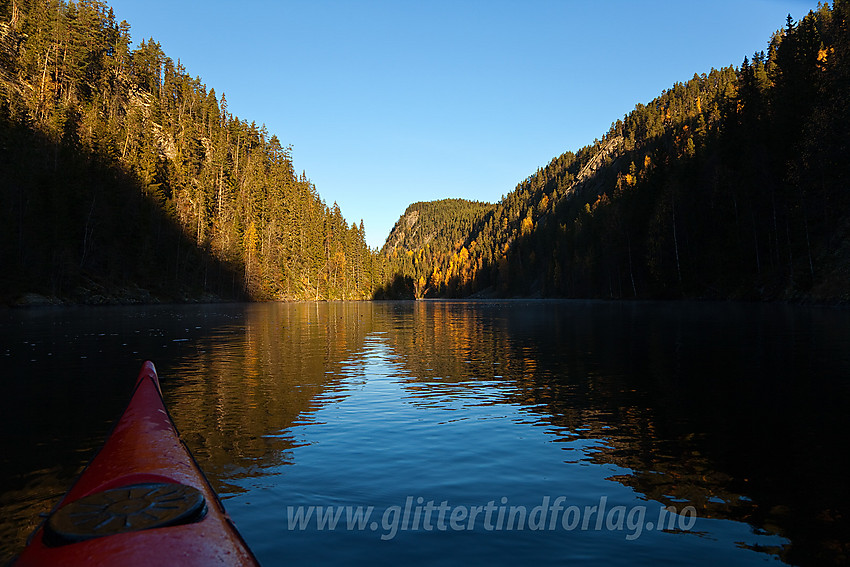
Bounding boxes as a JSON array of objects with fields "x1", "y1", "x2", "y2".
[{"x1": 15, "y1": 361, "x2": 259, "y2": 566}]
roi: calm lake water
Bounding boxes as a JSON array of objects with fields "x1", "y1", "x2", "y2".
[{"x1": 1, "y1": 300, "x2": 849, "y2": 566}]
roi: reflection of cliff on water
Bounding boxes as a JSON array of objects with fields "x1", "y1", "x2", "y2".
[
  {"x1": 162, "y1": 302, "x2": 375, "y2": 495},
  {"x1": 380, "y1": 300, "x2": 850, "y2": 566}
]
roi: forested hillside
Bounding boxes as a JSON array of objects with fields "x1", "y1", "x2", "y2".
[
  {"x1": 0, "y1": 0, "x2": 378, "y2": 303},
  {"x1": 376, "y1": 199, "x2": 492, "y2": 298},
  {"x1": 379, "y1": 2, "x2": 850, "y2": 302},
  {"x1": 4, "y1": 0, "x2": 848, "y2": 304}
]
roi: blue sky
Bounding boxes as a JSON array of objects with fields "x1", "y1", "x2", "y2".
[{"x1": 107, "y1": 0, "x2": 814, "y2": 248}]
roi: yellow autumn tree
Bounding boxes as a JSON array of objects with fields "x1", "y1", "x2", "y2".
[
  {"x1": 243, "y1": 221, "x2": 259, "y2": 293},
  {"x1": 430, "y1": 268, "x2": 442, "y2": 290}
]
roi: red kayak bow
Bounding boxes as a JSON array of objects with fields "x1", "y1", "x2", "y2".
[{"x1": 15, "y1": 361, "x2": 260, "y2": 566}]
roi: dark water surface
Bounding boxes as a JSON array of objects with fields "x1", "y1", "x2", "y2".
[{"x1": 1, "y1": 301, "x2": 849, "y2": 566}]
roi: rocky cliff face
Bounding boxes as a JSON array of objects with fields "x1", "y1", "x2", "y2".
[
  {"x1": 383, "y1": 208, "x2": 420, "y2": 254},
  {"x1": 381, "y1": 199, "x2": 493, "y2": 257}
]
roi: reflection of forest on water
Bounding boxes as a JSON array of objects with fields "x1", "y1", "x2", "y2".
[
  {"x1": 2, "y1": 301, "x2": 848, "y2": 565},
  {"x1": 380, "y1": 301, "x2": 850, "y2": 565},
  {"x1": 164, "y1": 302, "x2": 378, "y2": 495},
  {"x1": 0, "y1": 302, "x2": 377, "y2": 562}
]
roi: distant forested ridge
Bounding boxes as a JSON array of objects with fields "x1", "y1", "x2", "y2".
[
  {"x1": 0, "y1": 0, "x2": 378, "y2": 303},
  {"x1": 379, "y1": 2, "x2": 850, "y2": 302},
  {"x1": 375, "y1": 199, "x2": 492, "y2": 298}
]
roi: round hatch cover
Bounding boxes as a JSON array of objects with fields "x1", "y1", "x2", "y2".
[{"x1": 45, "y1": 483, "x2": 207, "y2": 546}]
